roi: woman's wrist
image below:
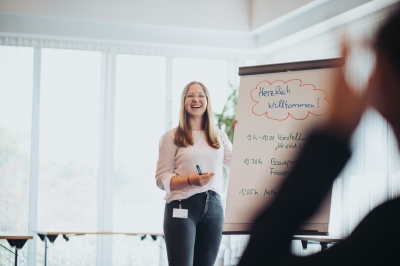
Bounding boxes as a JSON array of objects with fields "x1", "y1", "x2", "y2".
[{"x1": 170, "y1": 175, "x2": 194, "y2": 191}]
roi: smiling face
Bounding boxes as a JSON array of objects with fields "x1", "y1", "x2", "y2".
[{"x1": 184, "y1": 83, "x2": 208, "y2": 119}]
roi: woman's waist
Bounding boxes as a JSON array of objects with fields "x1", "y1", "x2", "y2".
[
  {"x1": 174, "y1": 166, "x2": 223, "y2": 177},
  {"x1": 165, "y1": 188, "x2": 221, "y2": 203}
]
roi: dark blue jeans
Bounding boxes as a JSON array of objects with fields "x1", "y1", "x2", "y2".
[{"x1": 163, "y1": 190, "x2": 224, "y2": 266}]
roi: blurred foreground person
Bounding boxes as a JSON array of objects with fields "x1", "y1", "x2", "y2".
[{"x1": 239, "y1": 4, "x2": 400, "y2": 266}]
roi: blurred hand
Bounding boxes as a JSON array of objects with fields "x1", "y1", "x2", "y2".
[
  {"x1": 232, "y1": 119, "x2": 238, "y2": 132},
  {"x1": 322, "y1": 43, "x2": 370, "y2": 139},
  {"x1": 189, "y1": 172, "x2": 215, "y2": 186},
  {"x1": 367, "y1": 49, "x2": 400, "y2": 127}
]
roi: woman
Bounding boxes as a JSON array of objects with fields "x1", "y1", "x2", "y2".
[
  {"x1": 156, "y1": 81, "x2": 232, "y2": 266},
  {"x1": 239, "y1": 3, "x2": 400, "y2": 266}
]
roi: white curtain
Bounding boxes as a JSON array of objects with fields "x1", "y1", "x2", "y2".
[{"x1": 0, "y1": 45, "x2": 33, "y2": 266}]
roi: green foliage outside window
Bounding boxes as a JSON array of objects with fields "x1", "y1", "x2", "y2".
[{"x1": 214, "y1": 85, "x2": 238, "y2": 143}]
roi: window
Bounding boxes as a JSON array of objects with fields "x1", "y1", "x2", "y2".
[
  {"x1": 37, "y1": 48, "x2": 102, "y2": 265},
  {"x1": 113, "y1": 55, "x2": 166, "y2": 265},
  {"x1": 0, "y1": 45, "x2": 33, "y2": 266}
]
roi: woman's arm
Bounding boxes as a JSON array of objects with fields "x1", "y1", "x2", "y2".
[
  {"x1": 155, "y1": 131, "x2": 179, "y2": 193},
  {"x1": 221, "y1": 130, "x2": 233, "y2": 169},
  {"x1": 170, "y1": 172, "x2": 215, "y2": 190}
]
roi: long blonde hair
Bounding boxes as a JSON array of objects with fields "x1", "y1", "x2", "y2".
[{"x1": 174, "y1": 81, "x2": 220, "y2": 149}]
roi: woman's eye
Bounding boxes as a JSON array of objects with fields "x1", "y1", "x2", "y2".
[{"x1": 186, "y1": 94, "x2": 206, "y2": 99}]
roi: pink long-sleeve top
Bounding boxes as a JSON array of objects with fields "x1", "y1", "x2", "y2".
[{"x1": 155, "y1": 128, "x2": 232, "y2": 202}]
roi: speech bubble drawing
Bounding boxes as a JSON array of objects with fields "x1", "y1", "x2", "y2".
[{"x1": 250, "y1": 79, "x2": 330, "y2": 121}]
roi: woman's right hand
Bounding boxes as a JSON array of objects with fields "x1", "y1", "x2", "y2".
[
  {"x1": 189, "y1": 172, "x2": 215, "y2": 186},
  {"x1": 232, "y1": 119, "x2": 238, "y2": 132}
]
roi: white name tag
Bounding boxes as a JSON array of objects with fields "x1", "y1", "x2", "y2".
[{"x1": 173, "y1": 208, "x2": 188, "y2": 218}]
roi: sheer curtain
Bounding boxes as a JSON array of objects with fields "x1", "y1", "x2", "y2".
[
  {"x1": 0, "y1": 45, "x2": 33, "y2": 266},
  {"x1": 112, "y1": 54, "x2": 167, "y2": 266},
  {"x1": 37, "y1": 48, "x2": 102, "y2": 265}
]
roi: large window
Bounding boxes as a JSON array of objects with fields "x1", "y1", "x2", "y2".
[
  {"x1": 0, "y1": 48, "x2": 236, "y2": 265},
  {"x1": 36, "y1": 48, "x2": 102, "y2": 265},
  {"x1": 0, "y1": 45, "x2": 33, "y2": 265},
  {"x1": 113, "y1": 55, "x2": 166, "y2": 265},
  {"x1": 0, "y1": 43, "x2": 260, "y2": 266}
]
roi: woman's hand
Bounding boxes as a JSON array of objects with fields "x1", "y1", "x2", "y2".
[
  {"x1": 232, "y1": 119, "x2": 238, "y2": 132},
  {"x1": 189, "y1": 172, "x2": 215, "y2": 186}
]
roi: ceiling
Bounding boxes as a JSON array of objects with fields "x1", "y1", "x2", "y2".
[{"x1": 0, "y1": 0, "x2": 397, "y2": 53}]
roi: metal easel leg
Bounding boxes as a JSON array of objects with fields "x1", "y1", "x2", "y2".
[
  {"x1": 14, "y1": 247, "x2": 18, "y2": 266},
  {"x1": 44, "y1": 237, "x2": 47, "y2": 266}
]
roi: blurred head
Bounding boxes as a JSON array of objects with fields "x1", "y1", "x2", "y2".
[{"x1": 369, "y1": 4, "x2": 400, "y2": 131}]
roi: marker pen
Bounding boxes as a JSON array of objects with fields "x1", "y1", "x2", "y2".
[{"x1": 196, "y1": 165, "x2": 202, "y2": 175}]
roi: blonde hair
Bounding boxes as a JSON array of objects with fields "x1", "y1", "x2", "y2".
[{"x1": 174, "y1": 81, "x2": 220, "y2": 149}]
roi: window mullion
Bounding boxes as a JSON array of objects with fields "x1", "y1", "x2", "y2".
[
  {"x1": 97, "y1": 51, "x2": 116, "y2": 266},
  {"x1": 165, "y1": 57, "x2": 173, "y2": 131},
  {"x1": 27, "y1": 47, "x2": 41, "y2": 266}
]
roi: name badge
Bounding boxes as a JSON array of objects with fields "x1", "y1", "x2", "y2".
[{"x1": 173, "y1": 208, "x2": 188, "y2": 218}]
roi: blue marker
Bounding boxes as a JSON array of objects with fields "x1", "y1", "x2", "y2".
[{"x1": 196, "y1": 165, "x2": 202, "y2": 175}]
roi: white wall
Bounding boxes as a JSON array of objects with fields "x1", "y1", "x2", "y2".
[
  {"x1": 0, "y1": 0, "x2": 394, "y2": 55},
  {"x1": 250, "y1": 0, "x2": 313, "y2": 30},
  {"x1": 0, "y1": 0, "x2": 251, "y2": 31}
]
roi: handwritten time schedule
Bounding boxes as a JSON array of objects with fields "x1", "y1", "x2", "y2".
[
  {"x1": 239, "y1": 131, "x2": 305, "y2": 197},
  {"x1": 224, "y1": 64, "x2": 340, "y2": 230}
]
